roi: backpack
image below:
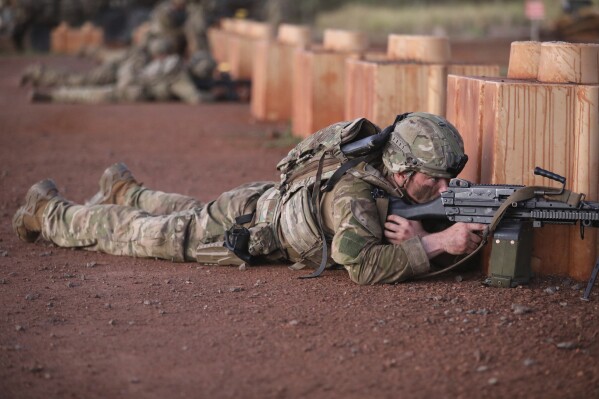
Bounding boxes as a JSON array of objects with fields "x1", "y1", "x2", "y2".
[
  {"x1": 275, "y1": 117, "x2": 394, "y2": 278},
  {"x1": 277, "y1": 118, "x2": 391, "y2": 194}
]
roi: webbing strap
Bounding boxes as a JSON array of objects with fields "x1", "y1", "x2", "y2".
[
  {"x1": 321, "y1": 154, "x2": 372, "y2": 192},
  {"x1": 375, "y1": 197, "x2": 389, "y2": 228},
  {"x1": 300, "y1": 153, "x2": 329, "y2": 279},
  {"x1": 235, "y1": 212, "x2": 255, "y2": 225}
]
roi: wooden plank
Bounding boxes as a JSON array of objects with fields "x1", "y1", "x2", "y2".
[
  {"x1": 486, "y1": 79, "x2": 576, "y2": 276},
  {"x1": 448, "y1": 64, "x2": 501, "y2": 78},
  {"x1": 537, "y1": 42, "x2": 599, "y2": 84},
  {"x1": 249, "y1": 24, "x2": 310, "y2": 122},
  {"x1": 446, "y1": 75, "x2": 486, "y2": 183},
  {"x1": 570, "y1": 85, "x2": 599, "y2": 279}
]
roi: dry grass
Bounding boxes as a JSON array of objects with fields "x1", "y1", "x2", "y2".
[{"x1": 315, "y1": 2, "x2": 564, "y2": 40}]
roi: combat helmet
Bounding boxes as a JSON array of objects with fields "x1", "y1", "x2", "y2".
[{"x1": 381, "y1": 112, "x2": 468, "y2": 178}]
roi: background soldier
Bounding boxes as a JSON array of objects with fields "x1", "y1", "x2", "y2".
[
  {"x1": 13, "y1": 113, "x2": 485, "y2": 285},
  {"x1": 29, "y1": 38, "x2": 212, "y2": 104}
]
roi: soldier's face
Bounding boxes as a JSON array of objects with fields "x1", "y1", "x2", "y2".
[{"x1": 395, "y1": 172, "x2": 449, "y2": 204}]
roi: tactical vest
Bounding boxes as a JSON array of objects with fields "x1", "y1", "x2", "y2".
[
  {"x1": 210, "y1": 118, "x2": 398, "y2": 274},
  {"x1": 271, "y1": 117, "x2": 397, "y2": 277}
]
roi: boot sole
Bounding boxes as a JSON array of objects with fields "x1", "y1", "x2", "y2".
[{"x1": 12, "y1": 179, "x2": 59, "y2": 242}]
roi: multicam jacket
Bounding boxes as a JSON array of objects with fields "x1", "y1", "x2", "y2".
[
  {"x1": 268, "y1": 161, "x2": 430, "y2": 285},
  {"x1": 191, "y1": 164, "x2": 431, "y2": 285}
]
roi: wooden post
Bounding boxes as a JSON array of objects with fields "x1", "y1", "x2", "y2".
[
  {"x1": 226, "y1": 20, "x2": 273, "y2": 80},
  {"x1": 570, "y1": 85, "x2": 599, "y2": 280},
  {"x1": 387, "y1": 34, "x2": 451, "y2": 64},
  {"x1": 446, "y1": 67, "x2": 599, "y2": 280},
  {"x1": 291, "y1": 29, "x2": 368, "y2": 137},
  {"x1": 51, "y1": 22, "x2": 69, "y2": 54},
  {"x1": 507, "y1": 41, "x2": 541, "y2": 80},
  {"x1": 293, "y1": 47, "x2": 361, "y2": 137},
  {"x1": 537, "y1": 42, "x2": 599, "y2": 84},
  {"x1": 278, "y1": 24, "x2": 311, "y2": 47},
  {"x1": 65, "y1": 25, "x2": 84, "y2": 55},
  {"x1": 81, "y1": 22, "x2": 103, "y2": 50},
  {"x1": 207, "y1": 26, "x2": 229, "y2": 64},
  {"x1": 345, "y1": 60, "x2": 500, "y2": 128},
  {"x1": 446, "y1": 75, "x2": 487, "y2": 183},
  {"x1": 323, "y1": 29, "x2": 369, "y2": 53},
  {"x1": 251, "y1": 24, "x2": 311, "y2": 122}
]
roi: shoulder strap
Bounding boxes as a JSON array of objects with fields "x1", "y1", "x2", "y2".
[
  {"x1": 299, "y1": 153, "x2": 330, "y2": 279},
  {"x1": 321, "y1": 154, "x2": 373, "y2": 193}
]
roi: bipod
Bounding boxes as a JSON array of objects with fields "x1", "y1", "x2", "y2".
[{"x1": 582, "y1": 257, "x2": 599, "y2": 301}]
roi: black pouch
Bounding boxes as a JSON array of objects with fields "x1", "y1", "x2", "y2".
[{"x1": 224, "y1": 226, "x2": 254, "y2": 264}]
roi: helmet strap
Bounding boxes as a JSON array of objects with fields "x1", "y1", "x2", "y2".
[{"x1": 398, "y1": 171, "x2": 415, "y2": 188}]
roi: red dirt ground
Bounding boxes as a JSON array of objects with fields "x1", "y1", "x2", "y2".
[{"x1": 1, "y1": 55, "x2": 598, "y2": 399}]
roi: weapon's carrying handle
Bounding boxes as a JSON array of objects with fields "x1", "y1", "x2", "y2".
[
  {"x1": 533, "y1": 167, "x2": 565, "y2": 195},
  {"x1": 534, "y1": 167, "x2": 566, "y2": 185}
]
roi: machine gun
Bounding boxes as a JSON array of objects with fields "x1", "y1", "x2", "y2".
[{"x1": 388, "y1": 167, "x2": 599, "y2": 289}]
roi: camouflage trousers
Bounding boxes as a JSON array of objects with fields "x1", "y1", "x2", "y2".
[
  {"x1": 41, "y1": 182, "x2": 275, "y2": 262},
  {"x1": 48, "y1": 73, "x2": 206, "y2": 104},
  {"x1": 33, "y1": 62, "x2": 118, "y2": 87},
  {"x1": 48, "y1": 85, "x2": 146, "y2": 104}
]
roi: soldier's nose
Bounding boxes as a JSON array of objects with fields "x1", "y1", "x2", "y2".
[{"x1": 437, "y1": 179, "x2": 449, "y2": 193}]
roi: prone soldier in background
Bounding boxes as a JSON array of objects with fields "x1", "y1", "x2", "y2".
[
  {"x1": 12, "y1": 113, "x2": 485, "y2": 285},
  {"x1": 18, "y1": 0, "x2": 191, "y2": 89},
  {"x1": 28, "y1": 37, "x2": 214, "y2": 104}
]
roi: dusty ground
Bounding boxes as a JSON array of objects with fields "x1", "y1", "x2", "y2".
[{"x1": 1, "y1": 55, "x2": 598, "y2": 399}]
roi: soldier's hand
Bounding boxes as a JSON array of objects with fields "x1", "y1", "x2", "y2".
[
  {"x1": 384, "y1": 215, "x2": 427, "y2": 244},
  {"x1": 421, "y1": 222, "x2": 487, "y2": 258}
]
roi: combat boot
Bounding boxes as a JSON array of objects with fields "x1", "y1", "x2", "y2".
[
  {"x1": 29, "y1": 90, "x2": 52, "y2": 103},
  {"x1": 86, "y1": 162, "x2": 140, "y2": 206},
  {"x1": 12, "y1": 179, "x2": 63, "y2": 242}
]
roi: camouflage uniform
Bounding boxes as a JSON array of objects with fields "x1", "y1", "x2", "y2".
[
  {"x1": 25, "y1": 114, "x2": 467, "y2": 285},
  {"x1": 42, "y1": 181, "x2": 277, "y2": 263},
  {"x1": 143, "y1": 0, "x2": 188, "y2": 56},
  {"x1": 22, "y1": 44, "x2": 151, "y2": 88},
  {"x1": 184, "y1": 1, "x2": 209, "y2": 53},
  {"x1": 38, "y1": 164, "x2": 430, "y2": 286},
  {"x1": 42, "y1": 53, "x2": 206, "y2": 104},
  {"x1": 39, "y1": 169, "x2": 428, "y2": 284}
]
